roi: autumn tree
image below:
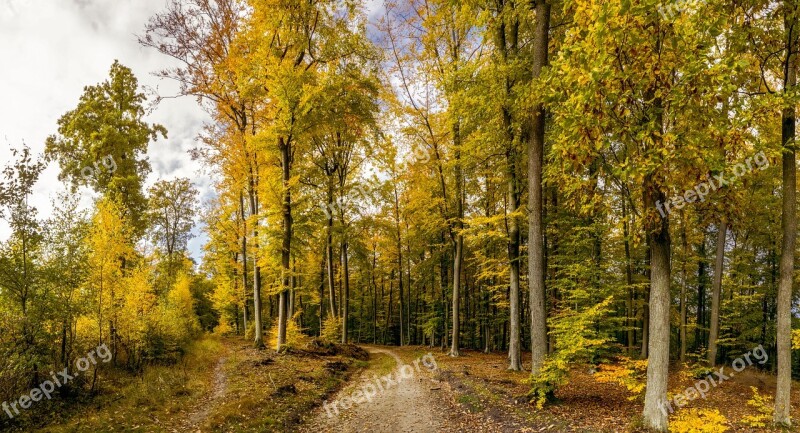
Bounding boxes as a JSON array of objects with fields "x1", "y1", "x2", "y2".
[{"x1": 45, "y1": 61, "x2": 166, "y2": 237}]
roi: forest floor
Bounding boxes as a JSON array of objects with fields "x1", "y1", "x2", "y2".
[
  {"x1": 13, "y1": 340, "x2": 800, "y2": 432},
  {"x1": 412, "y1": 346, "x2": 800, "y2": 432},
  {"x1": 17, "y1": 336, "x2": 367, "y2": 433}
]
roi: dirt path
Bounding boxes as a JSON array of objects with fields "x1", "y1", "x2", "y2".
[
  {"x1": 301, "y1": 347, "x2": 455, "y2": 433},
  {"x1": 177, "y1": 356, "x2": 228, "y2": 432}
]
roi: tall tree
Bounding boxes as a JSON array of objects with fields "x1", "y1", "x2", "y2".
[
  {"x1": 775, "y1": 0, "x2": 798, "y2": 424},
  {"x1": 45, "y1": 61, "x2": 166, "y2": 237}
]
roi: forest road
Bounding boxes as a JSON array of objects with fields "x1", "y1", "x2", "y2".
[{"x1": 300, "y1": 347, "x2": 455, "y2": 433}]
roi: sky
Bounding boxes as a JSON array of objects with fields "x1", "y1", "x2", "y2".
[
  {"x1": 0, "y1": 0, "x2": 213, "y2": 261},
  {"x1": 0, "y1": 0, "x2": 387, "y2": 263}
]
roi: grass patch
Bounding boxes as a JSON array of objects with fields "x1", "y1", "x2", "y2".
[{"x1": 31, "y1": 336, "x2": 224, "y2": 433}]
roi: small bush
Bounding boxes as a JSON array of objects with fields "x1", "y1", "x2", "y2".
[
  {"x1": 740, "y1": 386, "x2": 772, "y2": 428},
  {"x1": 670, "y1": 409, "x2": 729, "y2": 433},
  {"x1": 593, "y1": 357, "x2": 647, "y2": 400},
  {"x1": 526, "y1": 297, "x2": 614, "y2": 408},
  {"x1": 269, "y1": 312, "x2": 308, "y2": 350},
  {"x1": 321, "y1": 315, "x2": 341, "y2": 343}
]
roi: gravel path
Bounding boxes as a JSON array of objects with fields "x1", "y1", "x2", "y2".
[{"x1": 301, "y1": 347, "x2": 453, "y2": 433}]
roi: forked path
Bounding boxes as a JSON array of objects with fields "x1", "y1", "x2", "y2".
[{"x1": 301, "y1": 347, "x2": 454, "y2": 433}]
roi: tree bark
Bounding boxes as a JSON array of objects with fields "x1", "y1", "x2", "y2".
[
  {"x1": 680, "y1": 213, "x2": 688, "y2": 363},
  {"x1": 249, "y1": 167, "x2": 264, "y2": 349},
  {"x1": 641, "y1": 90, "x2": 670, "y2": 431},
  {"x1": 341, "y1": 239, "x2": 351, "y2": 343},
  {"x1": 528, "y1": 0, "x2": 550, "y2": 375},
  {"x1": 239, "y1": 192, "x2": 249, "y2": 337},
  {"x1": 276, "y1": 136, "x2": 293, "y2": 351},
  {"x1": 775, "y1": 4, "x2": 797, "y2": 421},
  {"x1": 450, "y1": 120, "x2": 464, "y2": 356},
  {"x1": 707, "y1": 221, "x2": 727, "y2": 365}
]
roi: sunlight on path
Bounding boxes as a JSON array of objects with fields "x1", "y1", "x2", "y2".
[{"x1": 301, "y1": 347, "x2": 451, "y2": 433}]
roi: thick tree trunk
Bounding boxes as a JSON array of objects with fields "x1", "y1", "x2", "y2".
[
  {"x1": 641, "y1": 173, "x2": 671, "y2": 432},
  {"x1": 528, "y1": 0, "x2": 550, "y2": 375},
  {"x1": 707, "y1": 221, "x2": 727, "y2": 365},
  {"x1": 641, "y1": 89, "x2": 670, "y2": 431},
  {"x1": 775, "y1": 7, "x2": 797, "y2": 420}
]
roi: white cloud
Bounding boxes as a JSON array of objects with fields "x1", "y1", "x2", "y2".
[{"x1": 0, "y1": 0, "x2": 212, "y2": 261}]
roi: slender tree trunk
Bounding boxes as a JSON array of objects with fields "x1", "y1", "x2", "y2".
[
  {"x1": 240, "y1": 193, "x2": 249, "y2": 337},
  {"x1": 341, "y1": 240, "x2": 351, "y2": 343},
  {"x1": 507, "y1": 144, "x2": 522, "y2": 370},
  {"x1": 775, "y1": 4, "x2": 797, "y2": 421},
  {"x1": 680, "y1": 214, "x2": 688, "y2": 363},
  {"x1": 708, "y1": 221, "x2": 727, "y2": 365},
  {"x1": 450, "y1": 120, "x2": 464, "y2": 357},
  {"x1": 394, "y1": 186, "x2": 405, "y2": 346},
  {"x1": 249, "y1": 169, "x2": 264, "y2": 349},
  {"x1": 528, "y1": 0, "x2": 550, "y2": 375},
  {"x1": 450, "y1": 235, "x2": 463, "y2": 356},
  {"x1": 319, "y1": 252, "x2": 325, "y2": 337},
  {"x1": 696, "y1": 233, "x2": 707, "y2": 351},
  {"x1": 623, "y1": 198, "x2": 635, "y2": 355},
  {"x1": 277, "y1": 136, "x2": 293, "y2": 351},
  {"x1": 326, "y1": 177, "x2": 337, "y2": 318}
]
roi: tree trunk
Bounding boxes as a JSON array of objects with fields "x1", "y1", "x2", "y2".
[
  {"x1": 696, "y1": 233, "x2": 707, "y2": 351},
  {"x1": 623, "y1": 198, "x2": 635, "y2": 355},
  {"x1": 276, "y1": 136, "x2": 293, "y2": 351},
  {"x1": 507, "y1": 142, "x2": 522, "y2": 371},
  {"x1": 341, "y1": 240, "x2": 351, "y2": 343},
  {"x1": 450, "y1": 120, "x2": 464, "y2": 356},
  {"x1": 680, "y1": 214, "x2": 688, "y2": 363},
  {"x1": 249, "y1": 169, "x2": 264, "y2": 349},
  {"x1": 707, "y1": 221, "x2": 727, "y2": 365},
  {"x1": 240, "y1": 192, "x2": 249, "y2": 337},
  {"x1": 326, "y1": 177, "x2": 337, "y2": 318},
  {"x1": 528, "y1": 0, "x2": 550, "y2": 375},
  {"x1": 775, "y1": 5, "x2": 797, "y2": 421},
  {"x1": 641, "y1": 90, "x2": 670, "y2": 431}
]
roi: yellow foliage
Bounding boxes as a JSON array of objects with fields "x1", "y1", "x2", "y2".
[
  {"x1": 792, "y1": 329, "x2": 800, "y2": 349},
  {"x1": 740, "y1": 386, "x2": 773, "y2": 428},
  {"x1": 214, "y1": 320, "x2": 234, "y2": 335},
  {"x1": 321, "y1": 315, "x2": 341, "y2": 343},
  {"x1": 670, "y1": 409, "x2": 729, "y2": 433},
  {"x1": 594, "y1": 357, "x2": 648, "y2": 400},
  {"x1": 117, "y1": 265, "x2": 158, "y2": 349},
  {"x1": 269, "y1": 312, "x2": 307, "y2": 349}
]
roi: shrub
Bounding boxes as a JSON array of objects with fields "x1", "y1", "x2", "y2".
[
  {"x1": 740, "y1": 386, "x2": 772, "y2": 428},
  {"x1": 670, "y1": 409, "x2": 729, "y2": 433},
  {"x1": 321, "y1": 315, "x2": 341, "y2": 343},
  {"x1": 593, "y1": 357, "x2": 647, "y2": 400},
  {"x1": 526, "y1": 296, "x2": 613, "y2": 408},
  {"x1": 269, "y1": 312, "x2": 308, "y2": 350}
]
